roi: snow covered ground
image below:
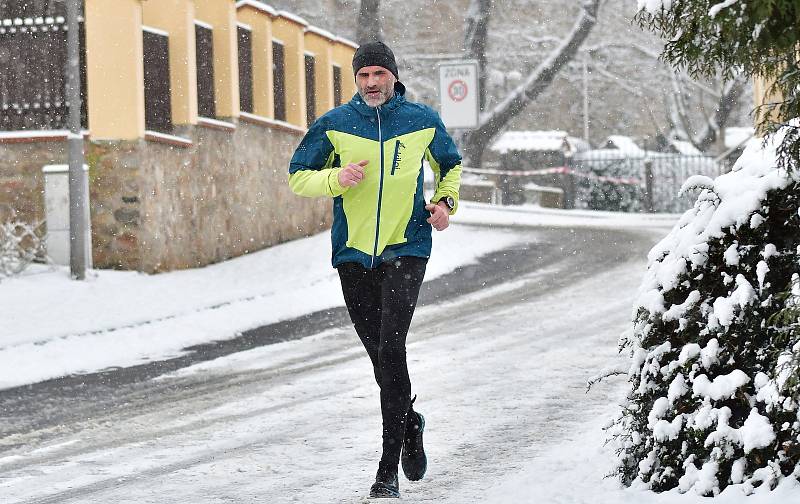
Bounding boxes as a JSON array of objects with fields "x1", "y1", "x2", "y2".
[
  {"x1": 0, "y1": 202, "x2": 674, "y2": 390},
  {"x1": 3, "y1": 203, "x2": 796, "y2": 502}
]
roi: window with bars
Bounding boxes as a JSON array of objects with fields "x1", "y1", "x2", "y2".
[
  {"x1": 143, "y1": 29, "x2": 172, "y2": 133},
  {"x1": 272, "y1": 41, "x2": 285, "y2": 122},
  {"x1": 237, "y1": 25, "x2": 253, "y2": 114},
  {"x1": 304, "y1": 54, "x2": 315, "y2": 125},
  {"x1": 0, "y1": 8, "x2": 87, "y2": 131},
  {"x1": 333, "y1": 65, "x2": 342, "y2": 107},
  {"x1": 195, "y1": 23, "x2": 215, "y2": 118}
]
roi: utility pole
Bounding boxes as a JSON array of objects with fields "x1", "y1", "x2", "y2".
[
  {"x1": 66, "y1": 0, "x2": 90, "y2": 279},
  {"x1": 582, "y1": 54, "x2": 589, "y2": 143}
]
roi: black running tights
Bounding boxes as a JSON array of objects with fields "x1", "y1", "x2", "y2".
[{"x1": 337, "y1": 256, "x2": 427, "y2": 468}]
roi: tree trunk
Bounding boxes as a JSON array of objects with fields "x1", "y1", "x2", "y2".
[
  {"x1": 464, "y1": 0, "x2": 493, "y2": 111},
  {"x1": 667, "y1": 73, "x2": 747, "y2": 153},
  {"x1": 461, "y1": 0, "x2": 601, "y2": 167},
  {"x1": 356, "y1": 0, "x2": 383, "y2": 44},
  {"x1": 695, "y1": 76, "x2": 747, "y2": 152}
]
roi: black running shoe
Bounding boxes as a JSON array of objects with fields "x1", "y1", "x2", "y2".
[
  {"x1": 369, "y1": 464, "x2": 400, "y2": 499},
  {"x1": 401, "y1": 410, "x2": 427, "y2": 481}
]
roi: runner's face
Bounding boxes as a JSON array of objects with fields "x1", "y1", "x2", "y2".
[{"x1": 356, "y1": 66, "x2": 396, "y2": 107}]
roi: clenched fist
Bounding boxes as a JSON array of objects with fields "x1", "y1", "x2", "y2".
[
  {"x1": 338, "y1": 159, "x2": 369, "y2": 187},
  {"x1": 425, "y1": 201, "x2": 450, "y2": 231}
]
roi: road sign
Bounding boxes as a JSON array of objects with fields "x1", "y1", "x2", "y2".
[{"x1": 438, "y1": 60, "x2": 478, "y2": 129}]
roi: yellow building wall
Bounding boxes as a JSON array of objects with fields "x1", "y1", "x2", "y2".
[
  {"x1": 304, "y1": 30, "x2": 334, "y2": 116},
  {"x1": 272, "y1": 14, "x2": 308, "y2": 128},
  {"x1": 85, "y1": 0, "x2": 145, "y2": 140},
  {"x1": 195, "y1": 0, "x2": 239, "y2": 119},
  {"x1": 236, "y1": 3, "x2": 275, "y2": 119},
  {"x1": 753, "y1": 76, "x2": 783, "y2": 133},
  {"x1": 332, "y1": 40, "x2": 358, "y2": 100},
  {"x1": 142, "y1": 0, "x2": 198, "y2": 126}
]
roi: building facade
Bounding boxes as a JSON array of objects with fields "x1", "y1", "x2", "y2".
[{"x1": 0, "y1": 0, "x2": 357, "y2": 272}]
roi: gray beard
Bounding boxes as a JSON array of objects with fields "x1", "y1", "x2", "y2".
[{"x1": 360, "y1": 90, "x2": 395, "y2": 108}]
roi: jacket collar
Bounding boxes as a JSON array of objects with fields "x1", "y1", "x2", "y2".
[{"x1": 348, "y1": 81, "x2": 406, "y2": 117}]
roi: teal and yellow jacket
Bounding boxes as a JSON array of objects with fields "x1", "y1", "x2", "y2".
[{"x1": 289, "y1": 83, "x2": 462, "y2": 269}]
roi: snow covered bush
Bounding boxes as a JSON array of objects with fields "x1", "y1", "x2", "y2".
[{"x1": 611, "y1": 126, "x2": 800, "y2": 494}]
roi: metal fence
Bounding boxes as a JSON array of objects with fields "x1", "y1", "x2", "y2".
[
  {"x1": 0, "y1": 0, "x2": 86, "y2": 131},
  {"x1": 570, "y1": 151, "x2": 723, "y2": 213}
]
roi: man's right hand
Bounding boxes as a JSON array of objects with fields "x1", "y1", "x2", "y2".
[{"x1": 338, "y1": 159, "x2": 368, "y2": 187}]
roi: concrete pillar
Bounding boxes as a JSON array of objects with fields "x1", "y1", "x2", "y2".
[
  {"x1": 43, "y1": 164, "x2": 92, "y2": 268},
  {"x1": 85, "y1": 0, "x2": 146, "y2": 140}
]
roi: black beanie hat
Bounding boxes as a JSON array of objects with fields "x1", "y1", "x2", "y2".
[{"x1": 352, "y1": 41, "x2": 399, "y2": 80}]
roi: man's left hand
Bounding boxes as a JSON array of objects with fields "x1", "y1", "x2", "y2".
[{"x1": 425, "y1": 202, "x2": 450, "y2": 231}]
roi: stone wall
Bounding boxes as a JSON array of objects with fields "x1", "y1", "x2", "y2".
[
  {"x1": 0, "y1": 119, "x2": 331, "y2": 273},
  {"x1": 0, "y1": 137, "x2": 68, "y2": 223}
]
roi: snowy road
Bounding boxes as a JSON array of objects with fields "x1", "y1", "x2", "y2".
[{"x1": 0, "y1": 224, "x2": 661, "y2": 503}]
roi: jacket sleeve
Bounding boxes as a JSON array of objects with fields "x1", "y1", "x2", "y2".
[
  {"x1": 288, "y1": 118, "x2": 348, "y2": 198},
  {"x1": 424, "y1": 111, "x2": 462, "y2": 214}
]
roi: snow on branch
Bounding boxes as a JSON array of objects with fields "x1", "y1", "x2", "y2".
[
  {"x1": 678, "y1": 175, "x2": 716, "y2": 197},
  {"x1": 586, "y1": 365, "x2": 628, "y2": 392}
]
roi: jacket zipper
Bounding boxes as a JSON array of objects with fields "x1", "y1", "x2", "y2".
[{"x1": 371, "y1": 106, "x2": 384, "y2": 269}]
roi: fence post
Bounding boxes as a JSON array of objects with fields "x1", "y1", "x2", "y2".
[{"x1": 644, "y1": 160, "x2": 655, "y2": 213}]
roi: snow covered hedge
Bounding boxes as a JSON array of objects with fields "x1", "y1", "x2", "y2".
[{"x1": 612, "y1": 125, "x2": 800, "y2": 495}]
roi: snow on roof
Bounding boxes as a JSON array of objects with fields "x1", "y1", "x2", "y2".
[
  {"x1": 567, "y1": 136, "x2": 591, "y2": 153},
  {"x1": 336, "y1": 37, "x2": 359, "y2": 49},
  {"x1": 235, "y1": 0, "x2": 277, "y2": 16},
  {"x1": 305, "y1": 25, "x2": 336, "y2": 41},
  {"x1": 604, "y1": 135, "x2": 644, "y2": 155},
  {"x1": 490, "y1": 130, "x2": 569, "y2": 154},
  {"x1": 671, "y1": 140, "x2": 702, "y2": 156},
  {"x1": 725, "y1": 127, "x2": 755, "y2": 149},
  {"x1": 276, "y1": 10, "x2": 309, "y2": 26}
]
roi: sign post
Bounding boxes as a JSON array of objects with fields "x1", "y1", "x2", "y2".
[{"x1": 438, "y1": 60, "x2": 479, "y2": 129}]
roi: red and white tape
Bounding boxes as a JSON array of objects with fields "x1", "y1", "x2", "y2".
[{"x1": 461, "y1": 165, "x2": 641, "y2": 186}]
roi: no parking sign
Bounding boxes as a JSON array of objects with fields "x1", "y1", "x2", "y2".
[{"x1": 438, "y1": 60, "x2": 479, "y2": 129}]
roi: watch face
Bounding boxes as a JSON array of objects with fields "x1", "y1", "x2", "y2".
[{"x1": 445, "y1": 196, "x2": 455, "y2": 209}]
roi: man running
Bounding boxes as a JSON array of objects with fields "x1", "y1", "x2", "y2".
[{"x1": 288, "y1": 41, "x2": 462, "y2": 498}]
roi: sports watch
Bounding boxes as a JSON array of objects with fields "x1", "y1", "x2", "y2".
[{"x1": 438, "y1": 195, "x2": 455, "y2": 212}]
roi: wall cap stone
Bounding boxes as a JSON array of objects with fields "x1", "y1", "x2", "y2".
[
  {"x1": 144, "y1": 130, "x2": 193, "y2": 148},
  {"x1": 239, "y1": 111, "x2": 306, "y2": 135},
  {"x1": 198, "y1": 117, "x2": 237, "y2": 132},
  {"x1": 0, "y1": 129, "x2": 90, "y2": 144}
]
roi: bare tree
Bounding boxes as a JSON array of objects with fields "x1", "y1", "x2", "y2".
[
  {"x1": 460, "y1": 0, "x2": 602, "y2": 167},
  {"x1": 583, "y1": 42, "x2": 748, "y2": 154},
  {"x1": 356, "y1": 0, "x2": 382, "y2": 44},
  {"x1": 464, "y1": 0, "x2": 493, "y2": 111},
  {"x1": 667, "y1": 72, "x2": 748, "y2": 153}
]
